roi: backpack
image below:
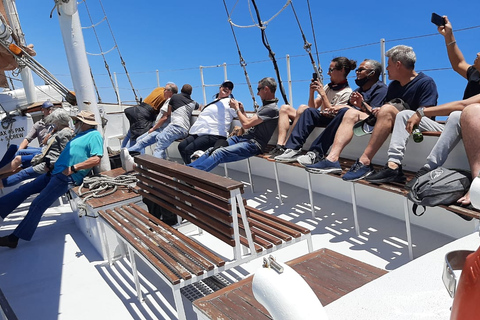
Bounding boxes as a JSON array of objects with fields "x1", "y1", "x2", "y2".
[{"x1": 407, "y1": 167, "x2": 472, "y2": 216}]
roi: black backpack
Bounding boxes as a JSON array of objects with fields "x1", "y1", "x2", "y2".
[{"x1": 407, "y1": 167, "x2": 472, "y2": 216}]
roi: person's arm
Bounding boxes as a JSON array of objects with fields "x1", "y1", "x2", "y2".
[
  {"x1": 18, "y1": 138, "x2": 29, "y2": 150},
  {"x1": 149, "y1": 110, "x2": 170, "y2": 133},
  {"x1": 439, "y1": 16, "x2": 470, "y2": 79},
  {"x1": 63, "y1": 155, "x2": 102, "y2": 176},
  {"x1": 406, "y1": 93, "x2": 480, "y2": 133},
  {"x1": 230, "y1": 99, "x2": 263, "y2": 129}
]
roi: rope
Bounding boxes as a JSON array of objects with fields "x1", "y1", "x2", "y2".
[
  {"x1": 229, "y1": 0, "x2": 291, "y2": 29},
  {"x1": 290, "y1": 0, "x2": 323, "y2": 84},
  {"x1": 250, "y1": 0, "x2": 289, "y2": 105},
  {"x1": 77, "y1": 174, "x2": 138, "y2": 201},
  {"x1": 305, "y1": 0, "x2": 322, "y2": 82},
  {"x1": 81, "y1": 0, "x2": 119, "y2": 104},
  {"x1": 222, "y1": 0, "x2": 259, "y2": 110}
]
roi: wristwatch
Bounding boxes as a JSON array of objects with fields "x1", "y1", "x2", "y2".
[
  {"x1": 70, "y1": 165, "x2": 77, "y2": 173},
  {"x1": 416, "y1": 107, "x2": 425, "y2": 118}
]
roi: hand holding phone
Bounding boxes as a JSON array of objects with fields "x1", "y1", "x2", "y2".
[
  {"x1": 312, "y1": 72, "x2": 318, "y2": 82},
  {"x1": 431, "y1": 13, "x2": 446, "y2": 27}
]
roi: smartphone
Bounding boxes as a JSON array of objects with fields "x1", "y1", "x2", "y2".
[
  {"x1": 312, "y1": 72, "x2": 318, "y2": 81},
  {"x1": 431, "y1": 13, "x2": 445, "y2": 27}
]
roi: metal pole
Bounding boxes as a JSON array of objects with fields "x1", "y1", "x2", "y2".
[
  {"x1": 156, "y1": 69, "x2": 160, "y2": 87},
  {"x1": 380, "y1": 38, "x2": 386, "y2": 84},
  {"x1": 114, "y1": 72, "x2": 121, "y2": 107},
  {"x1": 286, "y1": 54, "x2": 292, "y2": 106},
  {"x1": 200, "y1": 66, "x2": 207, "y2": 106},
  {"x1": 223, "y1": 62, "x2": 227, "y2": 81}
]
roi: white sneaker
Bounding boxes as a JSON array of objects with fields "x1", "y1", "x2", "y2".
[
  {"x1": 120, "y1": 148, "x2": 135, "y2": 172},
  {"x1": 274, "y1": 148, "x2": 302, "y2": 162},
  {"x1": 190, "y1": 150, "x2": 205, "y2": 161},
  {"x1": 297, "y1": 151, "x2": 319, "y2": 167}
]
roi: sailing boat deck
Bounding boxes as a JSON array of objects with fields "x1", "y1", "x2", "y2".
[{"x1": 0, "y1": 161, "x2": 473, "y2": 319}]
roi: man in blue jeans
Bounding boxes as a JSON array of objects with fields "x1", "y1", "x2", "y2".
[
  {"x1": 188, "y1": 77, "x2": 279, "y2": 172},
  {"x1": 0, "y1": 110, "x2": 103, "y2": 249}
]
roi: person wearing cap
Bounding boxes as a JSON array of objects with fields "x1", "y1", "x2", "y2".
[
  {"x1": 0, "y1": 110, "x2": 103, "y2": 249},
  {"x1": 178, "y1": 80, "x2": 236, "y2": 164},
  {"x1": 0, "y1": 100, "x2": 55, "y2": 176},
  {"x1": 187, "y1": 77, "x2": 278, "y2": 172},
  {"x1": 121, "y1": 82, "x2": 178, "y2": 148},
  {"x1": 121, "y1": 84, "x2": 199, "y2": 171},
  {"x1": 0, "y1": 109, "x2": 74, "y2": 189}
]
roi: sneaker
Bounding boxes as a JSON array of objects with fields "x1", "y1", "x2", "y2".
[
  {"x1": 305, "y1": 158, "x2": 342, "y2": 174},
  {"x1": 342, "y1": 159, "x2": 374, "y2": 181},
  {"x1": 297, "y1": 151, "x2": 321, "y2": 167},
  {"x1": 365, "y1": 164, "x2": 406, "y2": 184},
  {"x1": 120, "y1": 148, "x2": 135, "y2": 172},
  {"x1": 268, "y1": 145, "x2": 285, "y2": 159},
  {"x1": 190, "y1": 150, "x2": 205, "y2": 161},
  {"x1": 405, "y1": 166, "x2": 430, "y2": 190},
  {"x1": 274, "y1": 148, "x2": 302, "y2": 162},
  {"x1": 0, "y1": 235, "x2": 18, "y2": 249}
]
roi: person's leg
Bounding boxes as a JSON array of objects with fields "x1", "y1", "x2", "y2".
[
  {"x1": 359, "y1": 104, "x2": 399, "y2": 166},
  {"x1": 325, "y1": 109, "x2": 367, "y2": 162},
  {"x1": 458, "y1": 104, "x2": 480, "y2": 205},
  {"x1": 285, "y1": 108, "x2": 330, "y2": 150},
  {"x1": 276, "y1": 104, "x2": 297, "y2": 146},
  {"x1": 425, "y1": 111, "x2": 462, "y2": 170},
  {"x1": 16, "y1": 147, "x2": 42, "y2": 156},
  {"x1": 189, "y1": 137, "x2": 261, "y2": 172},
  {"x1": 309, "y1": 107, "x2": 349, "y2": 156},
  {"x1": 178, "y1": 135, "x2": 197, "y2": 164},
  {"x1": 0, "y1": 155, "x2": 23, "y2": 175},
  {"x1": 121, "y1": 130, "x2": 131, "y2": 148},
  {"x1": 0, "y1": 144, "x2": 19, "y2": 168},
  {"x1": 0, "y1": 167, "x2": 41, "y2": 189},
  {"x1": 153, "y1": 125, "x2": 188, "y2": 159},
  {"x1": 13, "y1": 173, "x2": 71, "y2": 241},
  {"x1": 127, "y1": 131, "x2": 159, "y2": 153},
  {"x1": 182, "y1": 135, "x2": 225, "y2": 165},
  {"x1": 0, "y1": 173, "x2": 50, "y2": 220}
]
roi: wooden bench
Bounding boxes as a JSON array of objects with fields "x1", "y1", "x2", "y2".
[
  {"x1": 193, "y1": 248, "x2": 387, "y2": 320},
  {"x1": 97, "y1": 154, "x2": 313, "y2": 320}
]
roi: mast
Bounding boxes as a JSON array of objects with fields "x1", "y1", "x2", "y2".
[{"x1": 55, "y1": 0, "x2": 110, "y2": 172}]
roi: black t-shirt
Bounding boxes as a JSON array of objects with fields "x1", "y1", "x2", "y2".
[
  {"x1": 463, "y1": 66, "x2": 480, "y2": 99},
  {"x1": 385, "y1": 72, "x2": 438, "y2": 111},
  {"x1": 242, "y1": 99, "x2": 279, "y2": 151}
]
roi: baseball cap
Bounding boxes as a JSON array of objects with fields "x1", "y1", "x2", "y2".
[
  {"x1": 221, "y1": 80, "x2": 234, "y2": 90},
  {"x1": 41, "y1": 101, "x2": 54, "y2": 109}
]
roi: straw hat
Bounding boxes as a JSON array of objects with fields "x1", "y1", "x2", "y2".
[{"x1": 73, "y1": 110, "x2": 99, "y2": 126}]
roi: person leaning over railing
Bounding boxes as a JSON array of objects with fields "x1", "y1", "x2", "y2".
[{"x1": 0, "y1": 110, "x2": 103, "y2": 249}]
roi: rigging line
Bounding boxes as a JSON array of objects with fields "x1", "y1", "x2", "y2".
[
  {"x1": 96, "y1": 0, "x2": 139, "y2": 103},
  {"x1": 250, "y1": 0, "x2": 289, "y2": 105},
  {"x1": 90, "y1": 67, "x2": 102, "y2": 103},
  {"x1": 305, "y1": 0, "x2": 322, "y2": 77},
  {"x1": 86, "y1": 45, "x2": 117, "y2": 56},
  {"x1": 82, "y1": 16, "x2": 107, "y2": 29},
  {"x1": 222, "y1": 0, "x2": 259, "y2": 110},
  {"x1": 289, "y1": 0, "x2": 322, "y2": 84},
  {"x1": 81, "y1": 0, "x2": 119, "y2": 104},
  {"x1": 232, "y1": 0, "x2": 291, "y2": 29},
  {"x1": 386, "y1": 26, "x2": 480, "y2": 43}
]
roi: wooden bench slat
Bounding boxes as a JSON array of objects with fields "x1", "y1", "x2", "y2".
[
  {"x1": 98, "y1": 209, "x2": 182, "y2": 285},
  {"x1": 106, "y1": 208, "x2": 194, "y2": 280},
  {"x1": 246, "y1": 206, "x2": 311, "y2": 235},
  {"x1": 124, "y1": 203, "x2": 224, "y2": 269}
]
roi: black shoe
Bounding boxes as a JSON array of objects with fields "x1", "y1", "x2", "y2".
[
  {"x1": 405, "y1": 166, "x2": 430, "y2": 190},
  {"x1": 366, "y1": 164, "x2": 406, "y2": 184},
  {"x1": 268, "y1": 145, "x2": 285, "y2": 159},
  {"x1": 0, "y1": 235, "x2": 18, "y2": 249}
]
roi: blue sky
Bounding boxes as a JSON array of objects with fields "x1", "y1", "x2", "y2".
[{"x1": 11, "y1": 0, "x2": 480, "y2": 112}]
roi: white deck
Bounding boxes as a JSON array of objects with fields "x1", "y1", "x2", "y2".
[{"x1": 0, "y1": 163, "x2": 477, "y2": 319}]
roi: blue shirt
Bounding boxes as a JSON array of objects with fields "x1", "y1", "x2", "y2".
[
  {"x1": 52, "y1": 129, "x2": 104, "y2": 184},
  {"x1": 356, "y1": 81, "x2": 388, "y2": 108},
  {"x1": 385, "y1": 72, "x2": 438, "y2": 111}
]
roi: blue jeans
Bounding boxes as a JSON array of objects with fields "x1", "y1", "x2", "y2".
[
  {"x1": 2, "y1": 166, "x2": 41, "y2": 188},
  {"x1": 0, "y1": 172, "x2": 74, "y2": 240},
  {"x1": 152, "y1": 124, "x2": 188, "y2": 159},
  {"x1": 188, "y1": 135, "x2": 262, "y2": 172},
  {"x1": 286, "y1": 107, "x2": 348, "y2": 156},
  {"x1": 0, "y1": 145, "x2": 41, "y2": 169}
]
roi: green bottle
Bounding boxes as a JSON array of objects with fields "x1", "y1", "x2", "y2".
[{"x1": 412, "y1": 125, "x2": 423, "y2": 143}]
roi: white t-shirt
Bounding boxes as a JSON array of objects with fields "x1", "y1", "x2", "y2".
[{"x1": 189, "y1": 97, "x2": 236, "y2": 137}]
